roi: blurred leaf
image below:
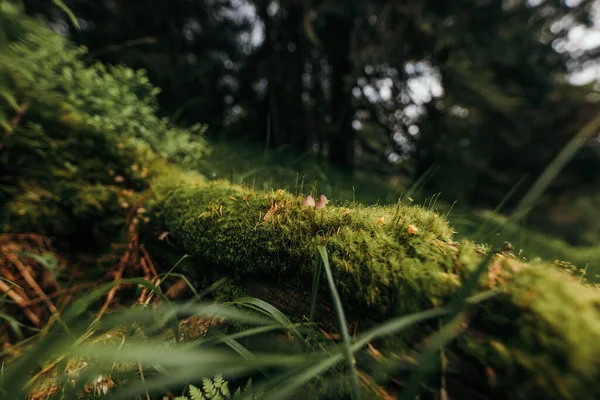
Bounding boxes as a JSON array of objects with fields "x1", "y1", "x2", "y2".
[{"x1": 52, "y1": 0, "x2": 80, "y2": 31}]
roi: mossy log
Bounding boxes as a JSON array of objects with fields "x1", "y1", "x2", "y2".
[{"x1": 149, "y1": 170, "x2": 600, "y2": 400}]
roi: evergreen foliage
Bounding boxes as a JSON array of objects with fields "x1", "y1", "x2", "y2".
[{"x1": 24, "y1": 1, "x2": 600, "y2": 182}]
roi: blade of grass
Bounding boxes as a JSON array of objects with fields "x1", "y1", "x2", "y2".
[
  {"x1": 266, "y1": 352, "x2": 344, "y2": 400},
  {"x1": 406, "y1": 164, "x2": 439, "y2": 199},
  {"x1": 214, "y1": 332, "x2": 272, "y2": 378},
  {"x1": 225, "y1": 297, "x2": 304, "y2": 343},
  {"x1": 397, "y1": 313, "x2": 468, "y2": 400},
  {"x1": 0, "y1": 312, "x2": 36, "y2": 338},
  {"x1": 53, "y1": 0, "x2": 80, "y2": 30},
  {"x1": 153, "y1": 254, "x2": 190, "y2": 292},
  {"x1": 73, "y1": 341, "x2": 315, "y2": 370},
  {"x1": 473, "y1": 176, "x2": 526, "y2": 239},
  {"x1": 513, "y1": 112, "x2": 600, "y2": 221},
  {"x1": 317, "y1": 246, "x2": 360, "y2": 399},
  {"x1": 158, "y1": 301, "x2": 275, "y2": 326},
  {"x1": 198, "y1": 323, "x2": 294, "y2": 346}
]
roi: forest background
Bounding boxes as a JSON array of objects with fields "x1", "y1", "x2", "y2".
[{"x1": 21, "y1": 0, "x2": 600, "y2": 262}]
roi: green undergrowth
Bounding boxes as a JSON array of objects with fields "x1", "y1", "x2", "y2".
[
  {"x1": 2, "y1": 274, "x2": 384, "y2": 400},
  {"x1": 0, "y1": 1, "x2": 207, "y2": 250},
  {"x1": 174, "y1": 376, "x2": 265, "y2": 400}
]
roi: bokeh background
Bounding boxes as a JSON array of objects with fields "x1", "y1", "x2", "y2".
[{"x1": 19, "y1": 0, "x2": 600, "y2": 266}]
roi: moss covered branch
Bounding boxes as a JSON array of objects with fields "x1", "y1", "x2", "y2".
[{"x1": 149, "y1": 170, "x2": 600, "y2": 400}]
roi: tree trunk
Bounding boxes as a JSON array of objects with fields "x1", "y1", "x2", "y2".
[
  {"x1": 255, "y1": 1, "x2": 309, "y2": 153},
  {"x1": 322, "y1": 13, "x2": 355, "y2": 169}
]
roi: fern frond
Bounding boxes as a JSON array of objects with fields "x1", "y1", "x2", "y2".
[
  {"x1": 189, "y1": 384, "x2": 206, "y2": 400},
  {"x1": 202, "y1": 377, "x2": 218, "y2": 399}
]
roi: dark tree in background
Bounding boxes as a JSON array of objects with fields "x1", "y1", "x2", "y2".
[{"x1": 23, "y1": 0, "x2": 600, "y2": 242}]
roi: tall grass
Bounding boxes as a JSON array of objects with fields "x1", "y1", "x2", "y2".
[{"x1": 2, "y1": 245, "x2": 499, "y2": 399}]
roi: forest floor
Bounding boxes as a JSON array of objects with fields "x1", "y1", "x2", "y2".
[{"x1": 3, "y1": 139, "x2": 599, "y2": 399}]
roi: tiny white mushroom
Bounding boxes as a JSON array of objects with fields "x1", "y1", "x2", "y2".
[
  {"x1": 302, "y1": 195, "x2": 316, "y2": 207},
  {"x1": 315, "y1": 194, "x2": 329, "y2": 210}
]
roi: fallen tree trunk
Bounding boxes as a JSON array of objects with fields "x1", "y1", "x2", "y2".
[{"x1": 149, "y1": 169, "x2": 600, "y2": 400}]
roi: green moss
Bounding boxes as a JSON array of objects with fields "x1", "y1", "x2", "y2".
[
  {"x1": 152, "y1": 176, "x2": 457, "y2": 315},
  {"x1": 460, "y1": 263, "x2": 600, "y2": 399},
  {"x1": 1, "y1": 120, "x2": 152, "y2": 247}
]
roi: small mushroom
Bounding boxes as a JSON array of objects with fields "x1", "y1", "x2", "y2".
[
  {"x1": 315, "y1": 195, "x2": 329, "y2": 210},
  {"x1": 158, "y1": 231, "x2": 169, "y2": 241},
  {"x1": 302, "y1": 195, "x2": 316, "y2": 207}
]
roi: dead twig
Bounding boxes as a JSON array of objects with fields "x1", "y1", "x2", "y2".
[
  {"x1": 5, "y1": 252, "x2": 59, "y2": 317},
  {"x1": 0, "y1": 278, "x2": 40, "y2": 326}
]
